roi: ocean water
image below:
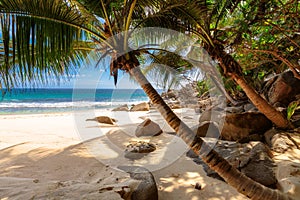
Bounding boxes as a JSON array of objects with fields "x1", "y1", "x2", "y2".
[{"x1": 0, "y1": 88, "x2": 153, "y2": 114}]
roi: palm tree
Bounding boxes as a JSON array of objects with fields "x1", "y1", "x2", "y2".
[
  {"x1": 143, "y1": 0, "x2": 292, "y2": 129},
  {"x1": 0, "y1": 1, "x2": 93, "y2": 89},
  {"x1": 0, "y1": 0, "x2": 292, "y2": 199}
]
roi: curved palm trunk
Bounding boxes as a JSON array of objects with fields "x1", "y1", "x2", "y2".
[
  {"x1": 129, "y1": 66, "x2": 292, "y2": 200},
  {"x1": 232, "y1": 74, "x2": 292, "y2": 128},
  {"x1": 207, "y1": 44, "x2": 292, "y2": 129}
]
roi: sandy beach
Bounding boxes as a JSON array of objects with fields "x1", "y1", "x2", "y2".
[{"x1": 0, "y1": 108, "x2": 247, "y2": 199}]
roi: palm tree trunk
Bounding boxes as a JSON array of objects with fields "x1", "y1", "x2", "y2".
[
  {"x1": 232, "y1": 74, "x2": 292, "y2": 129},
  {"x1": 129, "y1": 66, "x2": 292, "y2": 200},
  {"x1": 207, "y1": 44, "x2": 292, "y2": 129}
]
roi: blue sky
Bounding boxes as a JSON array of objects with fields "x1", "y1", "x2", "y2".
[{"x1": 51, "y1": 67, "x2": 141, "y2": 89}]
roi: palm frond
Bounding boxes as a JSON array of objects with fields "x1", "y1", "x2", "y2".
[
  {"x1": 137, "y1": 0, "x2": 213, "y2": 46},
  {"x1": 209, "y1": 0, "x2": 241, "y2": 31},
  {"x1": 0, "y1": 0, "x2": 101, "y2": 88},
  {"x1": 0, "y1": 0, "x2": 95, "y2": 26}
]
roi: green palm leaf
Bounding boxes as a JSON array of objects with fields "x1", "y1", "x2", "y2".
[{"x1": 0, "y1": 0, "x2": 101, "y2": 88}]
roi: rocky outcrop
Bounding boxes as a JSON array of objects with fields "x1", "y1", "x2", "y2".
[
  {"x1": 263, "y1": 71, "x2": 300, "y2": 106},
  {"x1": 161, "y1": 83, "x2": 200, "y2": 109},
  {"x1": 177, "y1": 83, "x2": 199, "y2": 106},
  {"x1": 130, "y1": 102, "x2": 150, "y2": 111},
  {"x1": 240, "y1": 142, "x2": 277, "y2": 187},
  {"x1": 265, "y1": 128, "x2": 300, "y2": 199},
  {"x1": 276, "y1": 161, "x2": 300, "y2": 199},
  {"x1": 117, "y1": 166, "x2": 158, "y2": 200},
  {"x1": 86, "y1": 116, "x2": 117, "y2": 125},
  {"x1": 135, "y1": 119, "x2": 163, "y2": 137},
  {"x1": 199, "y1": 109, "x2": 272, "y2": 141},
  {"x1": 188, "y1": 141, "x2": 277, "y2": 188},
  {"x1": 264, "y1": 129, "x2": 300, "y2": 153}
]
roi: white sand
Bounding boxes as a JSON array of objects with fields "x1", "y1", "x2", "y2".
[{"x1": 0, "y1": 109, "x2": 246, "y2": 199}]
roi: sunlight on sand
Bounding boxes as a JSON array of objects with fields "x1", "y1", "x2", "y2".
[{"x1": 0, "y1": 110, "x2": 247, "y2": 199}]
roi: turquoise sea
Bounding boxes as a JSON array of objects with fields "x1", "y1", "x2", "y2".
[{"x1": 0, "y1": 89, "x2": 152, "y2": 114}]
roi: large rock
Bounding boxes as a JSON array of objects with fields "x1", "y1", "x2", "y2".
[
  {"x1": 264, "y1": 129, "x2": 300, "y2": 153},
  {"x1": 99, "y1": 166, "x2": 158, "y2": 200},
  {"x1": 276, "y1": 161, "x2": 300, "y2": 199},
  {"x1": 130, "y1": 102, "x2": 150, "y2": 111},
  {"x1": 86, "y1": 116, "x2": 117, "y2": 125},
  {"x1": 240, "y1": 142, "x2": 277, "y2": 187},
  {"x1": 192, "y1": 121, "x2": 220, "y2": 139},
  {"x1": 117, "y1": 166, "x2": 158, "y2": 200},
  {"x1": 264, "y1": 71, "x2": 300, "y2": 106},
  {"x1": 189, "y1": 141, "x2": 277, "y2": 188},
  {"x1": 266, "y1": 128, "x2": 300, "y2": 199},
  {"x1": 199, "y1": 109, "x2": 272, "y2": 141},
  {"x1": 221, "y1": 112, "x2": 272, "y2": 141},
  {"x1": 135, "y1": 119, "x2": 163, "y2": 137}
]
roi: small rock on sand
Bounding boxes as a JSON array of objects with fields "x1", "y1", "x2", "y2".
[
  {"x1": 130, "y1": 102, "x2": 150, "y2": 111},
  {"x1": 112, "y1": 104, "x2": 129, "y2": 111},
  {"x1": 124, "y1": 141, "x2": 156, "y2": 160},
  {"x1": 86, "y1": 116, "x2": 117, "y2": 125}
]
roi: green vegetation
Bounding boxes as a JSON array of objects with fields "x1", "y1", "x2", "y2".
[
  {"x1": 196, "y1": 79, "x2": 210, "y2": 96},
  {"x1": 287, "y1": 101, "x2": 300, "y2": 121}
]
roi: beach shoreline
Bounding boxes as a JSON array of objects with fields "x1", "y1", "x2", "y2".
[{"x1": 0, "y1": 109, "x2": 246, "y2": 199}]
